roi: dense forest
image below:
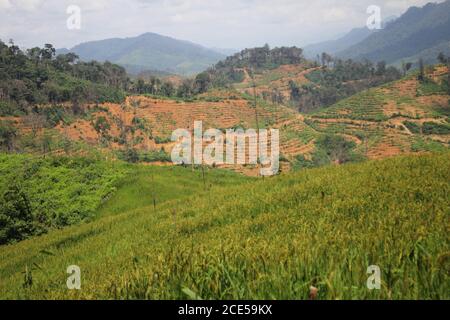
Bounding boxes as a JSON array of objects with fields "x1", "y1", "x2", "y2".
[
  {"x1": 217, "y1": 45, "x2": 304, "y2": 70},
  {"x1": 0, "y1": 40, "x2": 128, "y2": 116}
]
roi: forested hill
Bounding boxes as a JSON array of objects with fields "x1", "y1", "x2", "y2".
[
  {"x1": 197, "y1": 45, "x2": 306, "y2": 87},
  {"x1": 194, "y1": 45, "x2": 403, "y2": 113},
  {"x1": 0, "y1": 40, "x2": 128, "y2": 116}
]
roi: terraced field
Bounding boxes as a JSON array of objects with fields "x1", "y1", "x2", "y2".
[
  {"x1": 2, "y1": 65, "x2": 449, "y2": 174},
  {"x1": 234, "y1": 63, "x2": 318, "y2": 100},
  {"x1": 309, "y1": 66, "x2": 450, "y2": 159}
]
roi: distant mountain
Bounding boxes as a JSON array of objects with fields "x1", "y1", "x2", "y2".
[
  {"x1": 210, "y1": 47, "x2": 240, "y2": 56},
  {"x1": 303, "y1": 16, "x2": 397, "y2": 60},
  {"x1": 303, "y1": 27, "x2": 374, "y2": 60},
  {"x1": 57, "y1": 33, "x2": 225, "y2": 76},
  {"x1": 338, "y1": 1, "x2": 450, "y2": 64}
]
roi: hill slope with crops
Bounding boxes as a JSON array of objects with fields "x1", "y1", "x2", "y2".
[
  {"x1": 0, "y1": 152, "x2": 448, "y2": 299},
  {"x1": 3, "y1": 64, "x2": 449, "y2": 175}
]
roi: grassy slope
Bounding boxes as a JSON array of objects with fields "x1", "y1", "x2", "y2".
[{"x1": 0, "y1": 152, "x2": 448, "y2": 300}]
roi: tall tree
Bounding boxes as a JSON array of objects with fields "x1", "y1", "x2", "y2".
[
  {"x1": 0, "y1": 121, "x2": 17, "y2": 152},
  {"x1": 401, "y1": 61, "x2": 413, "y2": 76},
  {"x1": 418, "y1": 58, "x2": 425, "y2": 82}
]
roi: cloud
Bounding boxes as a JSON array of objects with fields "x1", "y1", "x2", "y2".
[
  {"x1": 0, "y1": 0, "x2": 11, "y2": 9},
  {"x1": 0, "y1": 0, "x2": 446, "y2": 49},
  {"x1": 8, "y1": 0, "x2": 43, "y2": 11}
]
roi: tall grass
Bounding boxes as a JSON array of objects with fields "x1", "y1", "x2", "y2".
[{"x1": 0, "y1": 153, "x2": 448, "y2": 300}]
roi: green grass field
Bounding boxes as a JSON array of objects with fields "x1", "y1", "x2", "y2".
[{"x1": 0, "y1": 152, "x2": 448, "y2": 300}]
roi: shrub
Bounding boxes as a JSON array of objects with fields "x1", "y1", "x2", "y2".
[
  {"x1": 154, "y1": 136, "x2": 171, "y2": 144},
  {"x1": 0, "y1": 185, "x2": 36, "y2": 245},
  {"x1": 403, "y1": 121, "x2": 421, "y2": 134},
  {"x1": 118, "y1": 148, "x2": 140, "y2": 163},
  {"x1": 422, "y1": 122, "x2": 450, "y2": 135},
  {"x1": 0, "y1": 154, "x2": 126, "y2": 244}
]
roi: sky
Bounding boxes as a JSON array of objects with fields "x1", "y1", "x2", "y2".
[{"x1": 0, "y1": 0, "x2": 446, "y2": 50}]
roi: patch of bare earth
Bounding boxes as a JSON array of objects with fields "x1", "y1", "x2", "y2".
[
  {"x1": 393, "y1": 79, "x2": 418, "y2": 97},
  {"x1": 367, "y1": 139, "x2": 404, "y2": 159}
]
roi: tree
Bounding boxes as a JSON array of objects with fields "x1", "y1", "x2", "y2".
[
  {"x1": 93, "y1": 116, "x2": 111, "y2": 136},
  {"x1": 122, "y1": 148, "x2": 139, "y2": 163},
  {"x1": 401, "y1": 61, "x2": 413, "y2": 76},
  {"x1": 177, "y1": 79, "x2": 195, "y2": 98},
  {"x1": 1, "y1": 41, "x2": 127, "y2": 116},
  {"x1": 438, "y1": 53, "x2": 450, "y2": 94},
  {"x1": 437, "y1": 52, "x2": 448, "y2": 64},
  {"x1": 318, "y1": 134, "x2": 356, "y2": 165},
  {"x1": 0, "y1": 120, "x2": 17, "y2": 152},
  {"x1": 288, "y1": 80, "x2": 301, "y2": 101},
  {"x1": 271, "y1": 89, "x2": 284, "y2": 104},
  {"x1": 375, "y1": 61, "x2": 386, "y2": 76},
  {"x1": 150, "y1": 77, "x2": 161, "y2": 95},
  {"x1": 40, "y1": 44, "x2": 56, "y2": 62},
  {"x1": 321, "y1": 52, "x2": 333, "y2": 68},
  {"x1": 160, "y1": 82, "x2": 175, "y2": 97},
  {"x1": 136, "y1": 79, "x2": 146, "y2": 94},
  {"x1": 40, "y1": 130, "x2": 53, "y2": 156},
  {"x1": 418, "y1": 58, "x2": 425, "y2": 82},
  {"x1": 53, "y1": 53, "x2": 79, "y2": 71},
  {"x1": 27, "y1": 47, "x2": 41, "y2": 66},
  {"x1": 447, "y1": 60, "x2": 450, "y2": 95},
  {"x1": 23, "y1": 113, "x2": 45, "y2": 138},
  {"x1": 0, "y1": 184, "x2": 34, "y2": 245},
  {"x1": 194, "y1": 72, "x2": 211, "y2": 94}
]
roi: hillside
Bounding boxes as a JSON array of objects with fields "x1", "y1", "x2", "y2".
[
  {"x1": 338, "y1": 1, "x2": 450, "y2": 65},
  {"x1": 2, "y1": 64, "x2": 449, "y2": 175},
  {"x1": 2, "y1": 0, "x2": 450, "y2": 303},
  {"x1": 306, "y1": 65, "x2": 450, "y2": 161},
  {"x1": 58, "y1": 33, "x2": 225, "y2": 76},
  {"x1": 0, "y1": 152, "x2": 448, "y2": 299}
]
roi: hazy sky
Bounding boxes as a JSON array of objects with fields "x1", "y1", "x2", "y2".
[{"x1": 0, "y1": 0, "x2": 445, "y2": 50}]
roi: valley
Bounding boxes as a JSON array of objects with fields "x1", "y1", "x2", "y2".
[{"x1": 1, "y1": 0, "x2": 449, "y2": 301}]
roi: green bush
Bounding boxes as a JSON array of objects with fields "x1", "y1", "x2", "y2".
[
  {"x1": 154, "y1": 136, "x2": 171, "y2": 144},
  {"x1": 117, "y1": 148, "x2": 140, "y2": 163},
  {"x1": 403, "y1": 121, "x2": 421, "y2": 134},
  {"x1": 0, "y1": 154, "x2": 126, "y2": 244},
  {"x1": 140, "y1": 149, "x2": 171, "y2": 163},
  {"x1": 0, "y1": 185, "x2": 37, "y2": 244},
  {"x1": 417, "y1": 79, "x2": 447, "y2": 96},
  {"x1": 292, "y1": 134, "x2": 362, "y2": 170},
  {"x1": 422, "y1": 122, "x2": 450, "y2": 135}
]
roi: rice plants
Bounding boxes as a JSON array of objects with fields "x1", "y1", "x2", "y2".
[{"x1": 0, "y1": 152, "x2": 448, "y2": 299}]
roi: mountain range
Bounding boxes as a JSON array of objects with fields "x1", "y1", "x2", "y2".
[
  {"x1": 304, "y1": 0, "x2": 450, "y2": 66},
  {"x1": 339, "y1": 0, "x2": 450, "y2": 65},
  {"x1": 57, "y1": 1, "x2": 450, "y2": 76}
]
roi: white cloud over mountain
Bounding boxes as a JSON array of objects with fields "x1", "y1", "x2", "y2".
[{"x1": 0, "y1": 0, "x2": 445, "y2": 49}]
